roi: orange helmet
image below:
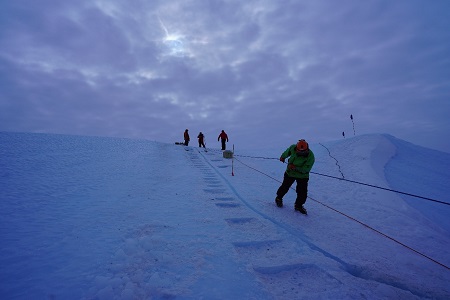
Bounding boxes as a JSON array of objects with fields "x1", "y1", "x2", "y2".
[{"x1": 296, "y1": 139, "x2": 309, "y2": 151}]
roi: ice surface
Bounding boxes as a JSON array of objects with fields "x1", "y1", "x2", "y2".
[{"x1": 0, "y1": 132, "x2": 449, "y2": 299}]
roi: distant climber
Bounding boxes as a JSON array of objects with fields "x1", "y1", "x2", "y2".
[
  {"x1": 184, "y1": 129, "x2": 190, "y2": 146},
  {"x1": 217, "y1": 130, "x2": 228, "y2": 150},
  {"x1": 198, "y1": 132, "x2": 206, "y2": 148},
  {"x1": 275, "y1": 139, "x2": 315, "y2": 215}
]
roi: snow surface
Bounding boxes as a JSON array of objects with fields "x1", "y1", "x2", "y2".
[{"x1": 0, "y1": 132, "x2": 449, "y2": 299}]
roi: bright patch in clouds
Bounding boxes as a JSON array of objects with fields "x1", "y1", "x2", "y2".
[
  {"x1": 1, "y1": 1, "x2": 449, "y2": 153},
  {"x1": 164, "y1": 35, "x2": 185, "y2": 56},
  {"x1": 159, "y1": 17, "x2": 189, "y2": 57}
]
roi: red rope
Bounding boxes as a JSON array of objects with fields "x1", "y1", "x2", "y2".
[{"x1": 233, "y1": 156, "x2": 450, "y2": 271}]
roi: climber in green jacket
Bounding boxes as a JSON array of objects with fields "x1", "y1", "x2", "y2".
[{"x1": 275, "y1": 139, "x2": 315, "y2": 214}]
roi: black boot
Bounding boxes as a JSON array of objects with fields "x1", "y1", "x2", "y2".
[
  {"x1": 275, "y1": 197, "x2": 283, "y2": 207},
  {"x1": 295, "y1": 205, "x2": 307, "y2": 215}
]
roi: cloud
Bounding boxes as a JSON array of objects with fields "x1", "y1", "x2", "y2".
[{"x1": 0, "y1": 0, "x2": 449, "y2": 152}]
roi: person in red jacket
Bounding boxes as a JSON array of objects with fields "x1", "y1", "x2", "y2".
[
  {"x1": 183, "y1": 129, "x2": 190, "y2": 146},
  {"x1": 217, "y1": 130, "x2": 228, "y2": 150}
]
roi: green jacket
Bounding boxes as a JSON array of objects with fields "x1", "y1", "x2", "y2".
[{"x1": 281, "y1": 144, "x2": 315, "y2": 178}]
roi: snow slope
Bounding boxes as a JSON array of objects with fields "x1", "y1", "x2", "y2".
[{"x1": 0, "y1": 132, "x2": 449, "y2": 299}]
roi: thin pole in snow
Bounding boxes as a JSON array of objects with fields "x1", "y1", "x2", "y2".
[
  {"x1": 232, "y1": 144, "x2": 235, "y2": 176},
  {"x1": 350, "y1": 114, "x2": 356, "y2": 135}
]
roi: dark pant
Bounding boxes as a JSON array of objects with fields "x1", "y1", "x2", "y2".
[
  {"x1": 184, "y1": 140, "x2": 189, "y2": 146},
  {"x1": 199, "y1": 141, "x2": 205, "y2": 147},
  {"x1": 276, "y1": 172, "x2": 309, "y2": 206},
  {"x1": 220, "y1": 139, "x2": 226, "y2": 150}
]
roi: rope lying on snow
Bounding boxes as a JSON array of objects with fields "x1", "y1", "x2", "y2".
[
  {"x1": 319, "y1": 143, "x2": 345, "y2": 179},
  {"x1": 232, "y1": 156, "x2": 450, "y2": 271},
  {"x1": 306, "y1": 195, "x2": 450, "y2": 271},
  {"x1": 233, "y1": 154, "x2": 450, "y2": 206},
  {"x1": 309, "y1": 171, "x2": 450, "y2": 206}
]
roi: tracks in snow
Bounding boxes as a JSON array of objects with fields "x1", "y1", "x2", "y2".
[
  {"x1": 186, "y1": 147, "x2": 431, "y2": 299},
  {"x1": 185, "y1": 149, "x2": 346, "y2": 298}
]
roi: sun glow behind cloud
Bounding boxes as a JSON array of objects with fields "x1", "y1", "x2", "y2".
[
  {"x1": 164, "y1": 35, "x2": 185, "y2": 56},
  {"x1": 158, "y1": 16, "x2": 190, "y2": 57}
]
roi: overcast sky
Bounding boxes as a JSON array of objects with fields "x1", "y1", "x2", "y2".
[{"x1": 1, "y1": 0, "x2": 449, "y2": 153}]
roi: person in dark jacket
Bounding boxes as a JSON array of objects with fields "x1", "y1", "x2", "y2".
[
  {"x1": 184, "y1": 129, "x2": 190, "y2": 146},
  {"x1": 275, "y1": 139, "x2": 315, "y2": 214},
  {"x1": 197, "y1": 132, "x2": 206, "y2": 148},
  {"x1": 217, "y1": 130, "x2": 228, "y2": 150}
]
